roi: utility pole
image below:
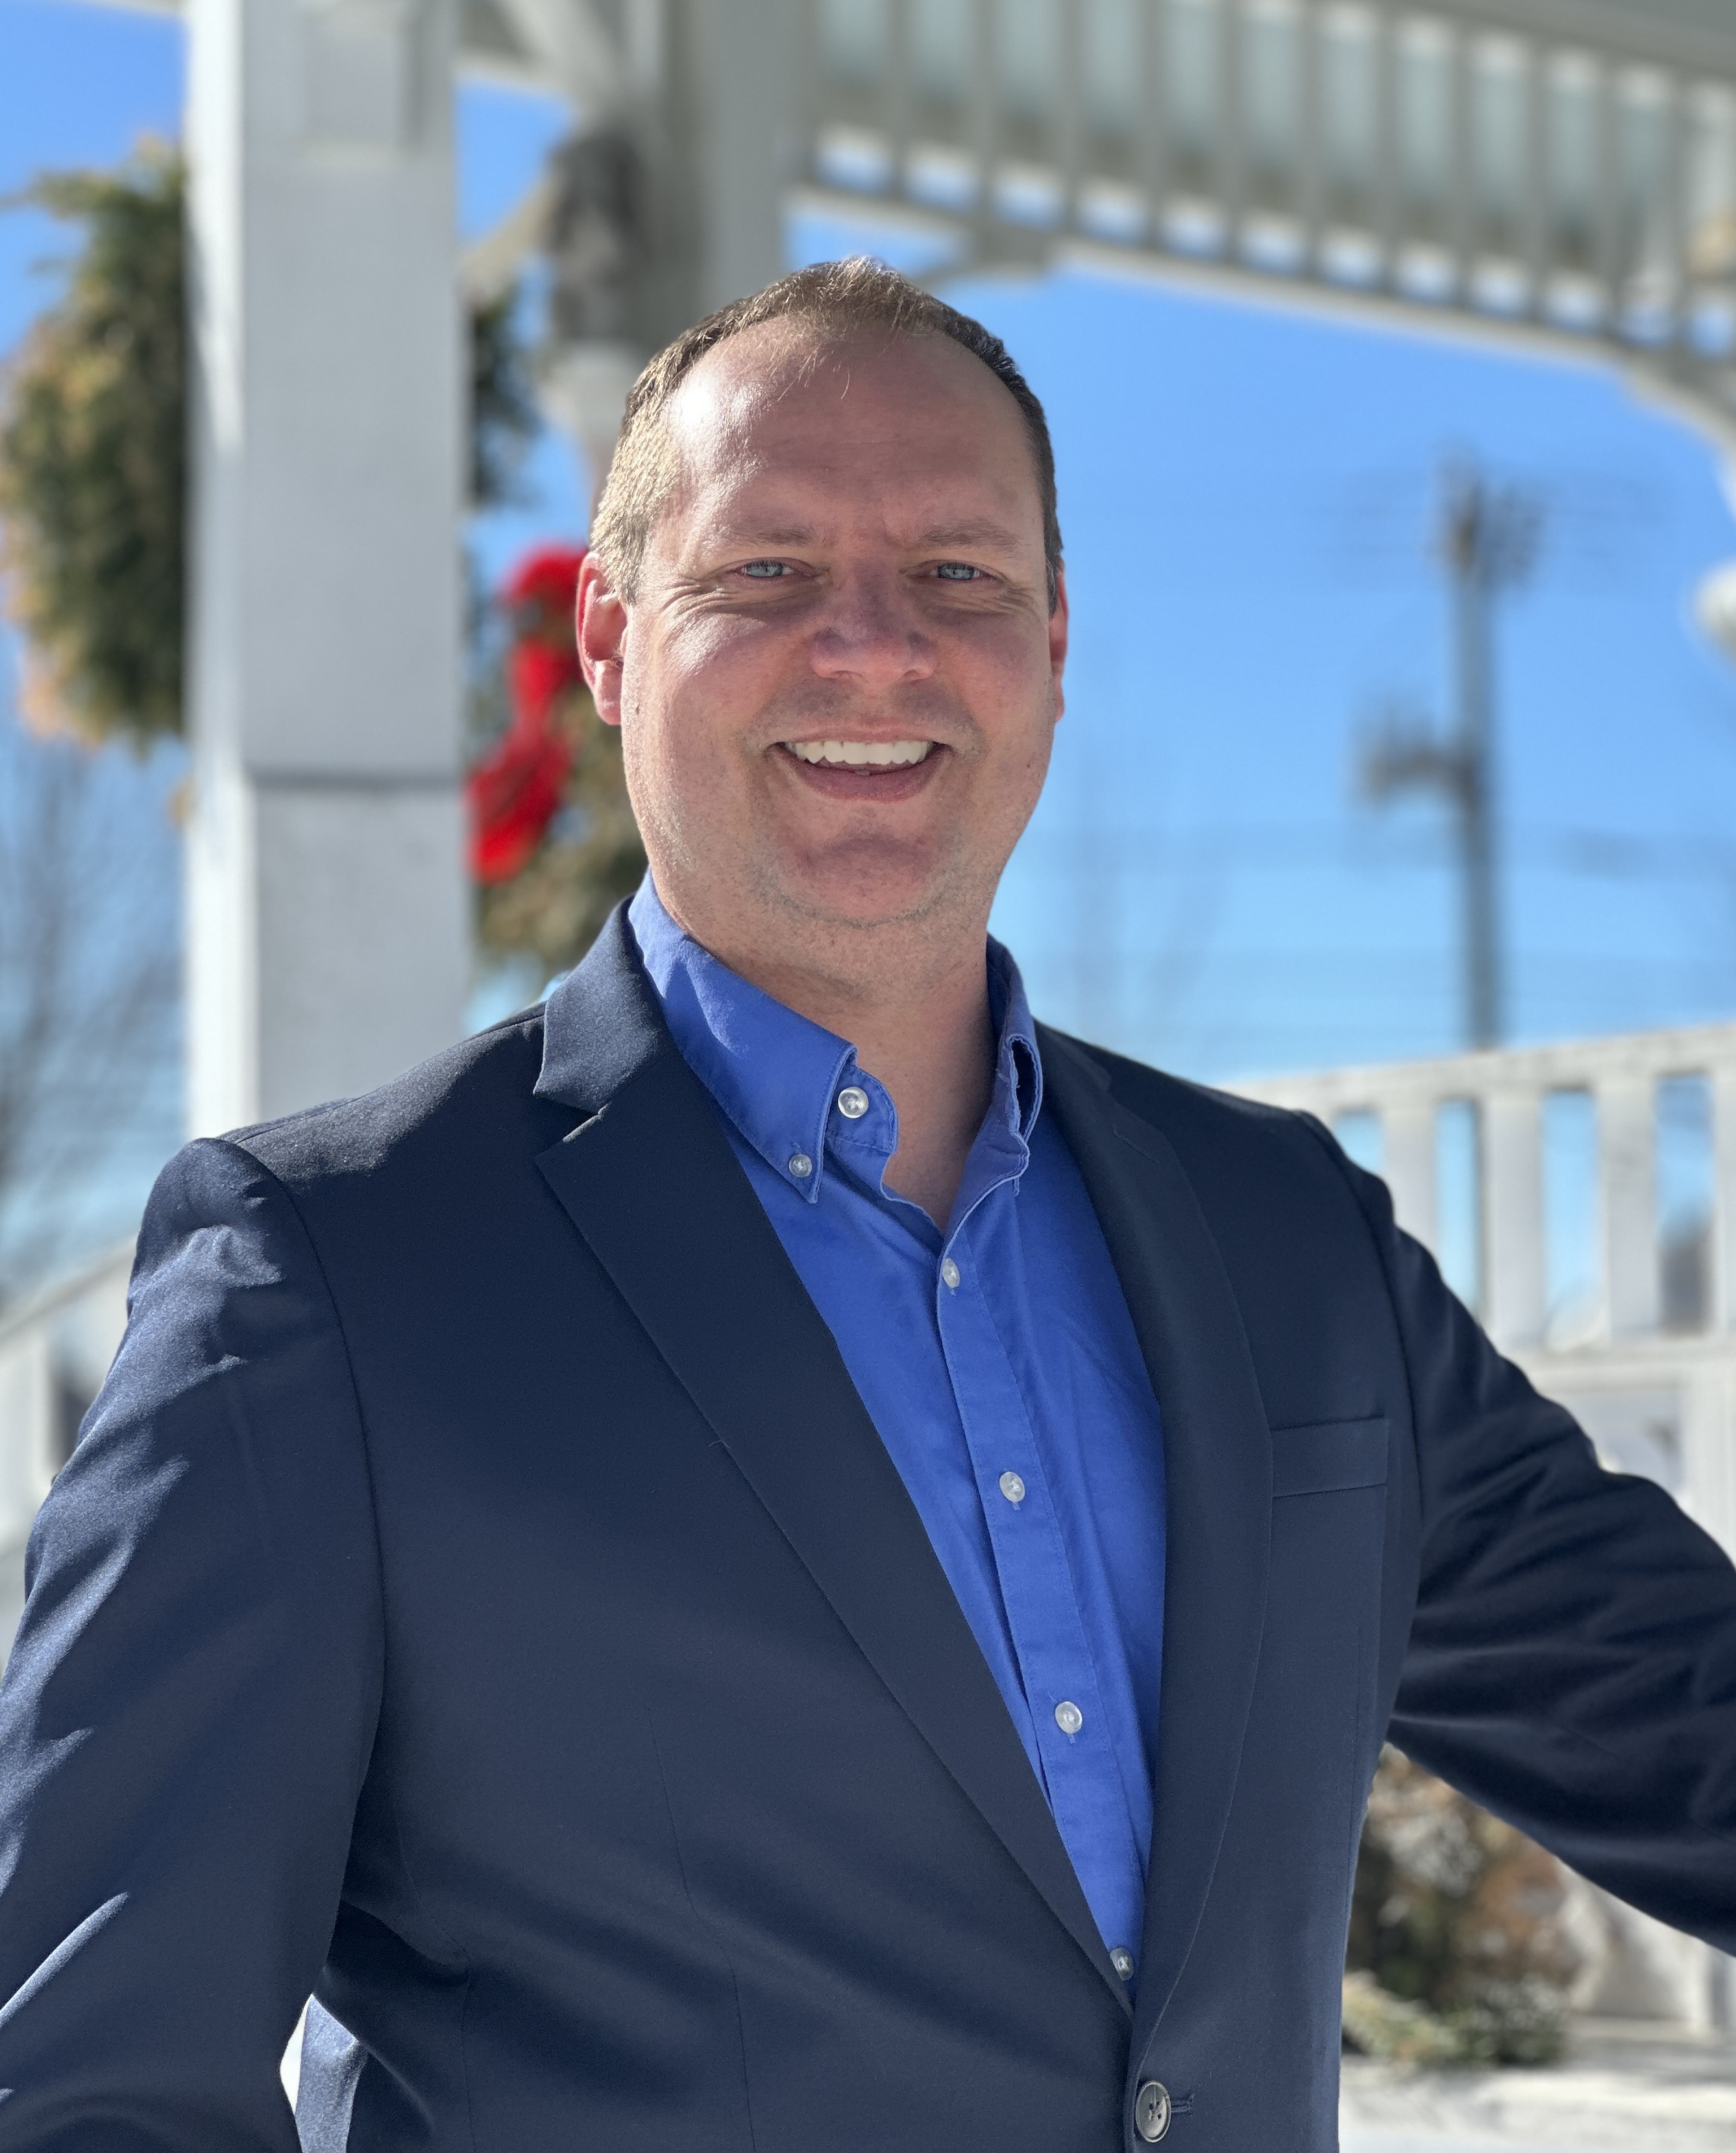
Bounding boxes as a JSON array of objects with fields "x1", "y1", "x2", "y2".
[{"x1": 1359, "y1": 461, "x2": 1539, "y2": 1051}]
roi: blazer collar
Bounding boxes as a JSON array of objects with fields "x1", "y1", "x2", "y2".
[
  {"x1": 533, "y1": 908, "x2": 1132, "y2": 2017},
  {"x1": 1038, "y1": 1027, "x2": 1273, "y2": 2055},
  {"x1": 534, "y1": 905, "x2": 674, "y2": 1115}
]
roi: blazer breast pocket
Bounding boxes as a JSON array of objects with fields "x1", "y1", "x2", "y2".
[{"x1": 1270, "y1": 1415, "x2": 1389, "y2": 1498}]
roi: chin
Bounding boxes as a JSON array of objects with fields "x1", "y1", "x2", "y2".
[{"x1": 768, "y1": 844, "x2": 958, "y2": 932}]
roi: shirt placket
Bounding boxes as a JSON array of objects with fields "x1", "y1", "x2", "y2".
[{"x1": 935, "y1": 1197, "x2": 1147, "y2": 1969}]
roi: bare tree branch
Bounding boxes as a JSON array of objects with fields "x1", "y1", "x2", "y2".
[{"x1": 0, "y1": 713, "x2": 180, "y2": 1305}]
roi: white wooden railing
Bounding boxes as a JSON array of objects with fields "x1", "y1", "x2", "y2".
[{"x1": 1238, "y1": 1020, "x2": 1736, "y2": 1561}]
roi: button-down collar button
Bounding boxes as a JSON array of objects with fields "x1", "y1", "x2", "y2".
[
  {"x1": 1053, "y1": 1699, "x2": 1084, "y2": 1736},
  {"x1": 789, "y1": 1152, "x2": 814, "y2": 1178},
  {"x1": 940, "y1": 1257, "x2": 960, "y2": 1290},
  {"x1": 1134, "y1": 2080, "x2": 1171, "y2": 2142},
  {"x1": 998, "y1": 1471, "x2": 1026, "y2": 1505},
  {"x1": 837, "y1": 1085, "x2": 870, "y2": 1119},
  {"x1": 1111, "y1": 1948, "x2": 1136, "y2": 1981}
]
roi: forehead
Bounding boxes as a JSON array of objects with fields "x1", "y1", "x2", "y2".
[{"x1": 659, "y1": 321, "x2": 1042, "y2": 535}]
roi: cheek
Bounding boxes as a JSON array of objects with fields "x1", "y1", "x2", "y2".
[
  {"x1": 622, "y1": 639, "x2": 757, "y2": 813},
  {"x1": 631, "y1": 616, "x2": 786, "y2": 751},
  {"x1": 951, "y1": 613, "x2": 1059, "y2": 709}
]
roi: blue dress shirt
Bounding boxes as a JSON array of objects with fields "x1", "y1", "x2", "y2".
[{"x1": 628, "y1": 879, "x2": 1167, "y2": 1977}]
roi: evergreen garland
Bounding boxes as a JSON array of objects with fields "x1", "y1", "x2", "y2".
[
  {"x1": 0, "y1": 146, "x2": 186, "y2": 745},
  {"x1": 0, "y1": 145, "x2": 539, "y2": 749}
]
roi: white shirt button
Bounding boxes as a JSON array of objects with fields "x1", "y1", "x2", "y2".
[
  {"x1": 1054, "y1": 1699, "x2": 1084, "y2": 1736},
  {"x1": 998, "y1": 1471, "x2": 1026, "y2": 1505},
  {"x1": 940, "y1": 1258, "x2": 960, "y2": 1289},
  {"x1": 1111, "y1": 1948, "x2": 1136, "y2": 1981},
  {"x1": 837, "y1": 1086, "x2": 870, "y2": 1119},
  {"x1": 789, "y1": 1152, "x2": 814, "y2": 1178}
]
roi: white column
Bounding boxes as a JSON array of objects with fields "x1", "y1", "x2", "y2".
[
  {"x1": 1598, "y1": 1072, "x2": 1658, "y2": 1337},
  {"x1": 1484, "y1": 1086, "x2": 1545, "y2": 1348},
  {"x1": 655, "y1": 0, "x2": 797, "y2": 326},
  {"x1": 186, "y1": 0, "x2": 467, "y2": 1136}
]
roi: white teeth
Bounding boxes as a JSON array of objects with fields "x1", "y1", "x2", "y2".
[{"x1": 787, "y1": 738, "x2": 934, "y2": 768}]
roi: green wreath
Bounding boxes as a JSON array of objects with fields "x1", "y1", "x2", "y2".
[
  {"x1": 0, "y1": 146, "x2": 186, "y2": 744},
  {"x1": 0, "y1": 143, "x2": 536, "y2": 748}
]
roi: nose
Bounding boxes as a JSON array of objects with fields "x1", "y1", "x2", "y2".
[{"x1": 807, "y1": 570, "x2": 937, "y2": 690}]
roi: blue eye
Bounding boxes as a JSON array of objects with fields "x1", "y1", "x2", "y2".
[
  {"x1": 740, "y1": 561, "x2": 787, "y2": 579},
  {"x1": 935, "y1": 562, "x2": 979, "y2": 581}
]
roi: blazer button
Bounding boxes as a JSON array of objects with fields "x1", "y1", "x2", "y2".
[{"x1": 1134, "y1": 2079, "x2": 1172, "y2": 2142}]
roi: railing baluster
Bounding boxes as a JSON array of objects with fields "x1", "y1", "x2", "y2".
[
  {"x1": 972, "y1": 0, "x2": 999, "y2": 241},
  {"x1": 1372, "y1": 0, "x2": 1399, "y2": 289},
  {"x1": 1382, "y1": 1098, "x2": 1438, "y2": 1252},
  {"x1": 796, "y1": 0, "x2": 820, "y2": 186},
  {"x1": 1599, "y1": 1071, "x2": 1659, "y2": 1337},
  {"x1": 887, "y1": 0, "x2": 912, "y2": 203},
  {"x1": 1143, "y1": 0, "x2": 1171, "y2": 245},
  {"x1": 1297, "y1": 0, "x2": 1325, "y2": 274},
  {"x1": 1485, "y1": 1086, "x2": 1545, "y2": 1346},
  {"x1": 1448, "y1": 21, "x2": 1474, "y2": 303},
  {"x1": 1595, "y1": 55, "x2": 1624, "y2": 335},
  {"x1": 1221, "y1": 0, "x2": 1246, "y2": 258},
  {"x1": 1057, "y1": 0, "x2": 1086, "y2": 234},
  {"x1": 1715, "y1": 1064, "x2": 1736, "y2": 1333},
  {"x1": 1667, "y1": 73, "x2": 1694, "y2": 359},
  {"x1": 1522, "y1": 39, "x2": 1548, "y2": 319}
]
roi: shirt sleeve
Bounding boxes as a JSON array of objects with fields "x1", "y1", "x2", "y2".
[
  {"x1": 1306, "y1": 1115, "x2": 1736, "y2": 1949},
  {"x1": 0, "y1": 1137, "x2": 384, "y2": 2147}
]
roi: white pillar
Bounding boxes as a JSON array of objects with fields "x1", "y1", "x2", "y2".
[
  {"x1": 673, "y1": 0, "x2": 796, "y2": 314},
  {"x1": 1598, "y1": 1072, "x2": 1658, "y2": 1337},
  {"x1": 1484, "y1": 1086, "x2": 1545, "y2": 1348},
  {"x1": 498, "y1": 0, "x2": 795, "y2": 504},
  {"x1": 186, "y1": 0, "x2": 468, "y2": 1136}
]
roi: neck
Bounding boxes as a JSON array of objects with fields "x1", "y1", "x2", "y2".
[{"x1": 663, "y1": 896, "x2": 997, "y2": 1228}]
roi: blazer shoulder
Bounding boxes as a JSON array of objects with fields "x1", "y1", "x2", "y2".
[
  {"x1": 1042, "y1": 1024, "x2": 1336, "y2": 1160},
  {"x1": 223, "y1": 1004, "x2": 568, "y2": 1200},
  {"x1": 1038, "y1": 1023, "x2": 1388, "y2": 1271}
]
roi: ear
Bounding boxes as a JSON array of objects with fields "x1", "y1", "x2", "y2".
[
  {"x1": 1048, "y1": 560, "x2": 1070, "y2": 722},
  {"x1": 577, "y1": 552, "x2": 628, "y2": 727}
]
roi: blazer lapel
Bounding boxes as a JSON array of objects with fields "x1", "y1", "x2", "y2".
[
  {"x1": 1039, "y1": 1028, "x2": 1273, "y2": 2040},
  {"x1": 532, "y1": 916, "x2": 1131, "y2": 2011}
]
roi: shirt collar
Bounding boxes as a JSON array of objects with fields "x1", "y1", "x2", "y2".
[{"x1": 627, "y1": 875, "x2": 1042, "y2": 1210}]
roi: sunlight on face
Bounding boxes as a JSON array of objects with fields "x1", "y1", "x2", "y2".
[{"x1": 605, "y1": 322, "x2": 1068, "y2": 983}]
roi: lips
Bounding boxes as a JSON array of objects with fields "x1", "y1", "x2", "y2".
[{"x1": 784, "y1": 739, "x2": 935, "y2": 768}]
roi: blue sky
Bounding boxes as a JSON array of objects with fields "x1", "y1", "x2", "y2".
[{"x1": 5, "y1": 0, "x2": 1736, "y2": 1261}]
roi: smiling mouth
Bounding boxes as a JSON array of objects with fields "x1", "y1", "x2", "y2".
[{"x1": 783, "y1": 739, "x2": 935, "y2": 768}]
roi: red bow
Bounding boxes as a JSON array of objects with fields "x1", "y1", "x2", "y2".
[{"x1": 467, "y1": 545, "x2": 587, "y2": 885}]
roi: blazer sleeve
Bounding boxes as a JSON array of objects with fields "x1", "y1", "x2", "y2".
[
  {"x1": 0, "y1": 1137, "x2": 384, "y2": 2148},
  {"x1": 1314, "y1": 1121, "x2": 1736, "y2": 1950}
]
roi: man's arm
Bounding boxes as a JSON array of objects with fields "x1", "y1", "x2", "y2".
[
  {"x1": 0, "y1": 1139, "x2": 384, "y2": 2145},
  {"x1": 1318, "y1": 1124, "x2": 1736, "y2": 1948}
]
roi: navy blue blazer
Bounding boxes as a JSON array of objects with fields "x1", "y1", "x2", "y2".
[{"x1": 2, "y1": 909, "x2": 1734, "y2": 2150}]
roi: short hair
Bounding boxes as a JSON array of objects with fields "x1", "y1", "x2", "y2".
[{"x1": 589, "y1": 257, "x2": 1062, "y2": 611}]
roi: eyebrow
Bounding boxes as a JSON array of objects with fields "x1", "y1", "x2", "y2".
[
  {"x1": 709, "y1": 518, "x2": 1029, "y2": 553},
  {"x1": 912, "y1": 521, "x2": 1026, "y2": 553}
]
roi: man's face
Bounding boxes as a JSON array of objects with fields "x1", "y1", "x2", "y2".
[{"x1": 578, "y1": 322, "x2": 1068, "y2": 968}]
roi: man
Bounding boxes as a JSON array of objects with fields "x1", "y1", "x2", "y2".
[{"x1": 1, "y1": 259, "x2": 1733, "y2": 2150}]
